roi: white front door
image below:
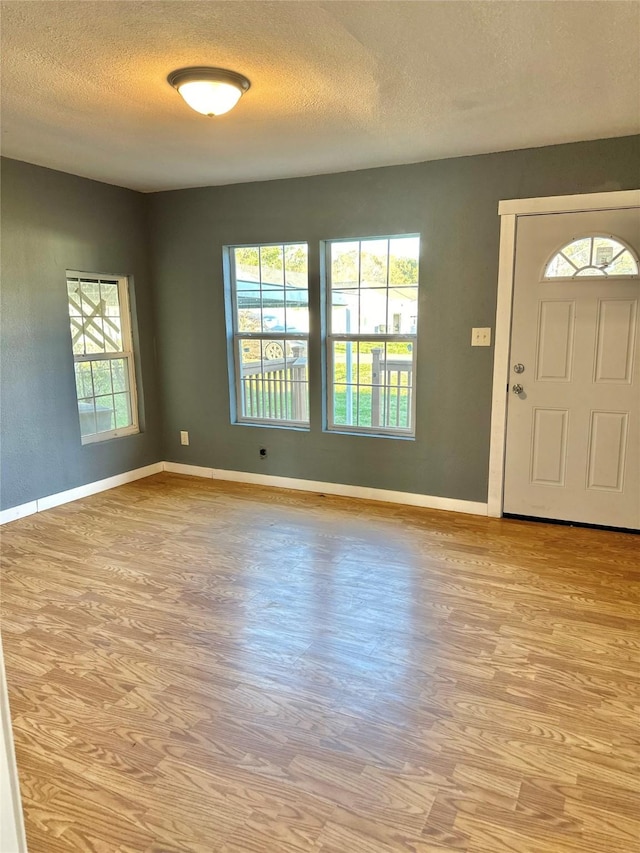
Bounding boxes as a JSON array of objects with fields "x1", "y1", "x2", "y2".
[{"x1": 503, "y1": 207, "x2": 640, "y2": 529}]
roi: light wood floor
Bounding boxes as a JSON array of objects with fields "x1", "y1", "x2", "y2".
[{"x1": 2, "y1": 473, "x2": 639, "y2": 853}]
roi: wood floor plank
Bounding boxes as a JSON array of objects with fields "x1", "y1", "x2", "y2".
[{"x1": 2, "y1": 472, "x2": 639, "y2": 852}]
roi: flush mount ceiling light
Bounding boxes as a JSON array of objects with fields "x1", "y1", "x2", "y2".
[{"x1": 167, "y1": 67, "x2": 251, "y2": 117}]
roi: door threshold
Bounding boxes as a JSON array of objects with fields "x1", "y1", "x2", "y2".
[{"x1": 503, "y1": 513, "x2": 639, "y2": 535}]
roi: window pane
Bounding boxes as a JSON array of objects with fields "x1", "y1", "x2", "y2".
[
  {"x1": 78, "y1": 399, "x2": 97, "y2": 437},
  {"x1": 328, "y1": 235, "x2": 418, "y2": 436},
  {"x1": 234, "y1": 246, "x2": 260, "y2": 281},
  {"x1": 113, "y1": 392, "x2": 132, "y2": 428},
  {"x1": 83, "y1": 318, "x2": 106, "y2": 353},
  {"x1": 389, "y1": 286, "x2": 418, "y2": 334},
  {"x1": 91, "y1": 360, "x2": 113, "y2": 396},
  {"x1": 331, "y1": 242, "x2": 359, "y2": 288},
  {"x1": 607, "y1": 250, "x2": 638, "y2": 276},
  {"x1": 331, "y1": 289, "x2": 359, "y2": 333},
  {"x1": 284, "y1": 288, "x2": 309, "y2": 333},
  {"x1": 70, "y1": 317, "x2": 85, "y2": 354},
  {"x1": 562, "y1": 238, "x2": 591, "y2": 268},
  {"x1": 230, "y1": 245, "x2": 309, "y2": 427},
  {"x1": 100, "y1": 282, "x2": 120, "y2": 314},
  {"x1": 332, "y1": 385, "x2": 356, "y2": 427},
  {"x1": 331, "y1": 340, "x2": 414, "y2": 432},
  {"x1": 94, "y1": 395, "x2": 116, "y2": 431},
  {"x1": 359, "y1": 289, "x2": 389, "y2": 334},
  {"x1": 260, "y1": 245, "x2": 284, "y2": 287},
  {"x1": 80, "y1": 280, "x2": 101, "y2": 314},
  {"x1": 546, "y1": 236, "x2": 638, "y2": 278},
  {"x1": 103, "y1": 316, "x2": 122, "y2": 352},
  {"x1": 359, "y1": 239, "x2": 389, "y2": 287},
  {"x1": 110, "y1": 358, "x2": 130, "y2": 394},
  {"x1": 237, "y1": 338, "x2": 308, "y2": 424},
  {"x1": 67, "y1": 282, "x2": 82, "y2": 316},
  {"x1": 67, "y1": 273, "x2": 138, "y2": 441},
  {"x1": 284, "y1": 244, "x2": 308, "y2": 278},
  {"x1": 546, "y1": 252, "x2": 577, "y2": 278},
  {"x1": 389, "y1": 237, "x2": 420, "y2": 285},
  {"x1": 237, "y1": 293, "x2": 263, "y2": 332},
  {"x1": 74, "y1": 361, "x2": 94, "y2": 398}
]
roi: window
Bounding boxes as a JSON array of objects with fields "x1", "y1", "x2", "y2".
[
  {"x1": 66, "y1": 272, "x2": 139, "y2": 443},
  {"x1": 228, "y1": 244, "x2": 309, "y2": 427},
  {"x1": 545, "y1": 235, "x2": 639, "y2": 279},
  {"x1": 326, "y1": 235, "x2": 419, "y2": 436}
]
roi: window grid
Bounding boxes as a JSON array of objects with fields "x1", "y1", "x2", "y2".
[
  {"x1": 544, "y1": 235, "x2": 639, "y2": 279},
  {"x1": 66, "y1": 272, "x2": 138, "y2": 444},
  {"x1": 326, "y1": 236, "x2": 419, "y2": 437},
  {"x1": 229, "y1": 244, "x2": 310, "y2": 427}
]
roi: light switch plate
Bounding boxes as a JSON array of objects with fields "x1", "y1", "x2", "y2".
[{"x1": 471, "y1": 327, "x2": 491, "y2": 347}]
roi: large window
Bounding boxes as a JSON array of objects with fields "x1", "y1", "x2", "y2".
[
  {"x1": 66, "y1": 272, "x2": 139, "y2": 443},
  {"x1": 326, "y1": 236, "x2": 419, "y2": 436},
  {"x1": 228, "y1": 244, "x2": 309, "y2": 427}
]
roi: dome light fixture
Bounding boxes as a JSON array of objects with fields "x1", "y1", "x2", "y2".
[{"x1": 167, "y1": 67, "x2": 251, "y2": 117}]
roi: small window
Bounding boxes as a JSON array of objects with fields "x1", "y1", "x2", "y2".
[
  {"x1": 66, "y1": 272, "x2": 139, "y2": 444},
  {"x1": 228, "y1": 244, "x2": 309, "y2": 427},
  {"x1": 326, "y1": 235, "x2": 419, "y2": 436},
  {"x1": 545, "y1": 236, "x2": 639, "y2": 279}
]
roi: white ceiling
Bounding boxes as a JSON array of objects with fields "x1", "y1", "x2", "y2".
[{"x1": 1, "y1": 1, "x2": 639, "y2": 192}]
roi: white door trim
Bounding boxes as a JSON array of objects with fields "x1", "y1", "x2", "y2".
[
  {"x1": 488, "y1": 189, "x2": 640, "y2": 518},
  {"x1": 498, "y1": 189, "x2": 640, "y2": 217}
]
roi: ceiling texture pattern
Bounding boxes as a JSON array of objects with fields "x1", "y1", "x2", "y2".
[{"x1": 1, "y1": 1, "x2": 639, "y2": 192}]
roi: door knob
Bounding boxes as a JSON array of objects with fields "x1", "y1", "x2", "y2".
[{"x1": 512, "y1": 384, "x2": 524, "y2": 395}]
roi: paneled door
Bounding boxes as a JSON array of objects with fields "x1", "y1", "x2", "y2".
[{"x1": 503, "y1": 207, "x2": 640, "y2": 529}]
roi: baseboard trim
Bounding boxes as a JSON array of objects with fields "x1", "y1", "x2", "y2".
[
  {"x1": 163, "y1": 461, "x2": 488, "y2": 516},
  {"x1": 0, "y1": 463, "x2": 164, "y2": 526},
  {"x1": 1, "y1": 460, "x2": 488, "y2": 525}
]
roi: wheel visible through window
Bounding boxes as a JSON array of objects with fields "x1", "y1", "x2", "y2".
[{"x1": 66, "y1": 272, "x2": 139, "y2": 443}]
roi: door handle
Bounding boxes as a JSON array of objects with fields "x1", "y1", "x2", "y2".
[{"x1": 512, "y1": 384, "x2": 524, "y2": 395}]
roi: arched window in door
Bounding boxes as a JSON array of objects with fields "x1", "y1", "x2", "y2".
[{"x1": 544, "y1": 235, "x2": 639, "y2": 279}]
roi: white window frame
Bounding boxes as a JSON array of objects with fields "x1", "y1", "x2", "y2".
[
  {"x1": 66, "y1": 271, "x2": 139, "y2": 444},
  {"x1": 226, "y1": 243, "x2": 310, "y2": 429},
  {"x1": 325, "y1": 235, "x2": 419, "y2": 438}
]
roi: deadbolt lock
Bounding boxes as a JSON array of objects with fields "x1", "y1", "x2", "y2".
[{"x1": 513, "y1": 363, "x2": 525, "y2": 374}]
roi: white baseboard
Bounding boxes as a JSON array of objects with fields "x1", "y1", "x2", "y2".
[
  {"x1": 162, "y1": 461, "x2": 215, "y2": 479},
  {"x1": 1, "y1": 460, "x2": 488, "y2": 525},
  {"x1": 0, "y1": 462, "x2": 164, "y2": 526},
  {"x1": 0, "y1": 501, "x2": 39, "y2": 525},
  {"x1": 163, "y1": 461, "x2": 488, "y2": 516}
]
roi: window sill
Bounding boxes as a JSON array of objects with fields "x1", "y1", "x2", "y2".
[{"x1": 81, "y1": 426, "x2": 140, "y2": 445}]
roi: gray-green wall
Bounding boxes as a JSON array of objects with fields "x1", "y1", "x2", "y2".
[
  {"x1": 149, "y1": 135, "x2": 639, "y2": 503},
  {"x1": 1, "y1": 158, "x2": 162, "y2": 510},
  {"x1": 2, "y1": 137, "x2": 638, "y2": 512}
]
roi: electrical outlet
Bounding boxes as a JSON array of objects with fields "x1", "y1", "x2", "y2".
[
  {"x1": 471, "y1": 327, "x2": 492, "y2": 347},
  {"x1": 180, "y1": 430, "x2": 189, "y2": 446}
]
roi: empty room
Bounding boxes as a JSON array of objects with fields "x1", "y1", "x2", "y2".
[{"x1": 1, "y1": 2, "x2": 639, "y2": 852}]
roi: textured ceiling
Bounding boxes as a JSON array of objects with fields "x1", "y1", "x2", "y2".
[{"x1": 1, "y1": 1, "x2": 639, "y2": 192}]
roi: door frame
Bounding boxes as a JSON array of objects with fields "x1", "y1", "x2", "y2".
[{"x1": 488, "y1": 188, "x2": 640, "y2": 518}]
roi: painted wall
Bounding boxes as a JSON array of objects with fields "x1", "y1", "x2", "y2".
[
  {"x1": 149, "y1": 136, "x2": 639, "y2": 503},
  {"x1": 0, "y1": 158, "x2": 162, "y2": 510}
]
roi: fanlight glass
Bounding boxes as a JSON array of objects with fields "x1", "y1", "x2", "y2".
[{"x1": 545, "y1": 236, "x2": 638, "y2": 279}]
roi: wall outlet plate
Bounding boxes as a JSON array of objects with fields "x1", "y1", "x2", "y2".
[
  {"x1": 471, "y1": 327, "x2": 492, "y2": 347},
  {"x1": 180, "y1": 430, "x2": 189, "y2": 446}
]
